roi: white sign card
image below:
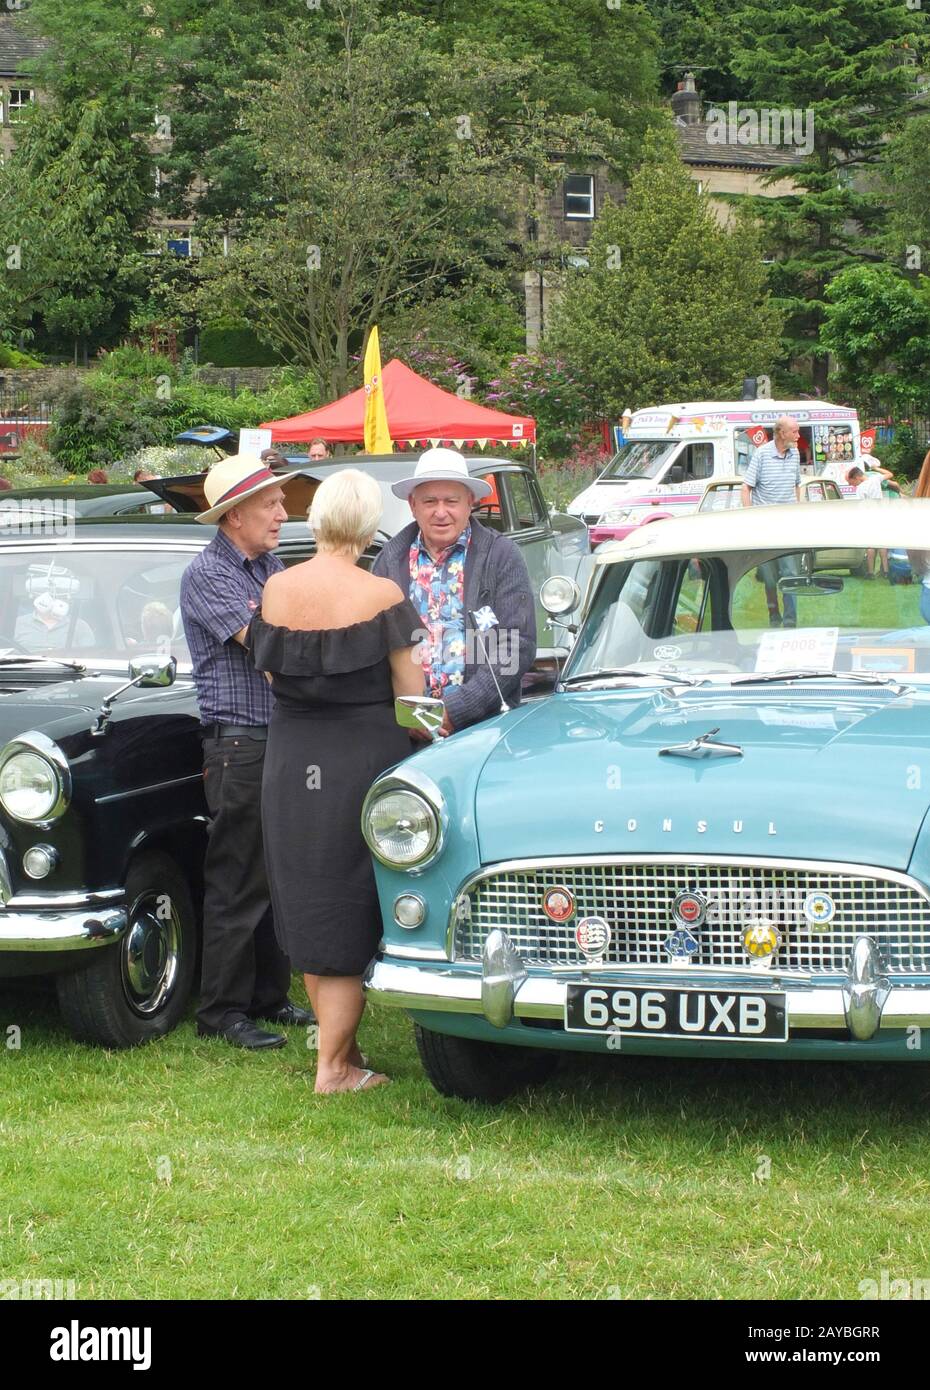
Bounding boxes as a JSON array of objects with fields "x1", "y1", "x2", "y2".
[
  {"x1": 239, "y1": 428, "x2": 273, "y2": 459},
  {"x1": 755, "y1": 627, "x2": 839, "y2": 674}
]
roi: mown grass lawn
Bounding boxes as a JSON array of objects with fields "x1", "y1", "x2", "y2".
[{"x1": 2, "y1": 978, "x2": 930, "y2": 1301}]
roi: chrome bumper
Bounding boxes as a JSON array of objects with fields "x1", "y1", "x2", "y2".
[
  {"x1": 365, "y1": 932, "x2": 925, "y2": 1041},
  {"x1": 0, "y1": 893, "x2": 127, "y2": 952}
]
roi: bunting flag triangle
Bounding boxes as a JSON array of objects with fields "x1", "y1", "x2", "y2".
[
  {"x1": 453, "y1": 439, "x2": 465, "y2": 449},
  {"x1": 429, "y1": 438, "x2": 440, "y2": 447},
  {"x1": 476, "y1": 438, "x2": 488, "y2": 449}
]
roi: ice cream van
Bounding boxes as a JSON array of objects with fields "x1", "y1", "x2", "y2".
[{"x1": 569, "y1": 400, "x2": 861, "y2": 542}]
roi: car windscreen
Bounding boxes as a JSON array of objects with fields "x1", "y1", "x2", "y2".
[
  {"x1": 598, "y1": 440, "x2": 679, "y2": 481},
  {"x1": 564, "y1": 543, "x2": 930, "y2": 683},
  {"x1": 0, "y1": 549, "x2": 193, "y2": 665}
]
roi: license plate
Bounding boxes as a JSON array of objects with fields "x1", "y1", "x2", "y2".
[{"x1": 564, "y1": 984, "x2": 787, "y2": 1041}]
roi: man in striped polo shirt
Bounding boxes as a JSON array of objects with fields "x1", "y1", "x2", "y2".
[{"x1": 741, "y1": 415, "x2": 801, "y2": 627}]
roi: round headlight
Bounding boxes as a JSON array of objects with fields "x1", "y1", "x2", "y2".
[
  {"x1": 364, "y1": 789, "x2": 440, "y2": 867},
  {"x1": 0, "y1": 751, "x2": 62, "y2": 822},
  {"x1": 540, "y1": 575, "x2": 581, "y2": 616}
]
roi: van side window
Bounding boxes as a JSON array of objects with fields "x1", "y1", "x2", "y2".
[{"x1": 681, "y1": 442, "x2": 714, "y2": 482}]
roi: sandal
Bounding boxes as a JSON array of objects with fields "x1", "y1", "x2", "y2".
[{"x1": 352, "y1": 1068, "x2": 390, "y2": 1092}]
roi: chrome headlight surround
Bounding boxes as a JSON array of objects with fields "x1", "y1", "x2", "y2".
[
  {"x1": 0, "y1": 731, "x2": 71, "y2": 827},
  {"x1": 362, "y1": 770, "x2": 447, "y2": 872}
]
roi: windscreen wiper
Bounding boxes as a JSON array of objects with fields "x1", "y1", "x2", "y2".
[
  {"x1": 561, "y1": 667, "x2": 706, "y2": 689},
  {"x1": 0, "y1": 655, "x2": 86, "y2": 673},
  {"x1": 729, "y1": 668, "x2": 911, "y2": 693}
]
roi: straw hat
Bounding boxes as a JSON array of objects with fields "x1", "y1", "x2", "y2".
[
  {"x1": 196, "y1": 455, "x2": 285, "y2": 524},
  {"x1": 391, "y1": 447, "x2": 492, "y2": 501}
]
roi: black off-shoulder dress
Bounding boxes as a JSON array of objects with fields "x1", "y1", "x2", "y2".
[{"x1": 249, "y1": 599, "x2": 422, "y2": 976}]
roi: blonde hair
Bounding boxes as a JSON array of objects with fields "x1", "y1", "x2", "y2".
[{"x1": 309, "y1": 468, "x2": 382, "y2": 553}]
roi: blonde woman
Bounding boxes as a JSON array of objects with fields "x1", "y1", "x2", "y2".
[{"x1": 249, "y1": 470, "x2": 423, "y2": 1093}]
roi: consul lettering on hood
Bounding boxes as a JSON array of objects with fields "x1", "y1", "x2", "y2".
[{"x1": 592, "y1": 814, "x2": 778, "y2": 835}]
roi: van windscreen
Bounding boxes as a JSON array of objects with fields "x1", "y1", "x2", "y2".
[{"x1": 600, "y1": 440, "x2": 679, "y2": 481}]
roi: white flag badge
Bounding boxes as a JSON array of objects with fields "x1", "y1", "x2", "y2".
[{"x1": 472, "y1": 606, "x2": 499, "y2": 632}]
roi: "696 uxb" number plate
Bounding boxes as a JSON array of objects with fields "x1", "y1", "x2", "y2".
[{"x1": 565, "y1": 984, "x2": 787, "y2": 1041}]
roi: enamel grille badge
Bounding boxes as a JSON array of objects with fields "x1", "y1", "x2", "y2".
[
  {"x1": 542, "y1": 886, "x2": 575, "y2": 923},
  {"x1": 803, "y1": 891, "x2": 836, "y2": 931},
  {"x1": 663, "y1": 889, "x2": 706, "y2": 961},
  {"x1": 575, "y1": 916, "x2": 611, "y2": 960}
]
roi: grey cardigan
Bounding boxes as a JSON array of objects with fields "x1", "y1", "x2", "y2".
[{"x1": 372, "y1": 520, "x2": 537, "y2": 730}]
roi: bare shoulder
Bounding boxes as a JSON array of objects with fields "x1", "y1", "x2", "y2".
[{"x1": 372, "y1": 576, "x2": 407, "y2": 609}]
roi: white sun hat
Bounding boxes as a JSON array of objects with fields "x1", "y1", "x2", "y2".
[
  {"x1": 196, "y1": 454, "x2": 286, "y2": 524},
  {"x1": 391, "y1": 447, "x2": 492, "y2": 501}
]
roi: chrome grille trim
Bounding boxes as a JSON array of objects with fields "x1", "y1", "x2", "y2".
[{"x1": 450, "y1": 855, "x2": 930, "y2": 976}]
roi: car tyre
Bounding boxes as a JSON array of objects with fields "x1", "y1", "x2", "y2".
[
  {"x1": 414, "y1": 1022, "x2": 558, "y2": 1102},
  {"x1": 56, "y1": 851, "x2": 197, "y2": 1048}
]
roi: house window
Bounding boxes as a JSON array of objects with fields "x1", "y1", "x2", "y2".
[
  {"x1": 8, "y1": 89, "x2": 34, "y2": 122},
  {"x1": 564, "y1": 174, "x2": 594, "y2": 220}
]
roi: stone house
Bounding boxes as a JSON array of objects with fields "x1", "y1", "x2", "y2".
[{"x1": 524, "y1": 73, "x2": 804, "y2": 347}]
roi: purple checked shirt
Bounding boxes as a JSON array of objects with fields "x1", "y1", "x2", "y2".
[{"x1": 180, "y1": 529, "x2": 283, "y2": 725}]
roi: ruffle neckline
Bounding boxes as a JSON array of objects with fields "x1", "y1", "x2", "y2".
[{"x1": 248, "y1": 599, "x2": 421, "y2": 677}]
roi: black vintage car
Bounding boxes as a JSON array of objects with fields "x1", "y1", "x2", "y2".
[{"x1": 0, "y1": 513, "x2": 316, "y2": 1047}]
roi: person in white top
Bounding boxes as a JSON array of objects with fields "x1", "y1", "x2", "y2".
[{"x1": 846, "y1": 461, "x2": 901, "y2": 578}]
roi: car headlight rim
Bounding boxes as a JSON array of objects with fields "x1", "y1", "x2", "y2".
[
  {"x1": 362, "y1": 774, "x2": 446, "y2": 870},
  {"x1": 0, "y1": 732, "x2": 70, "y2": 825}
]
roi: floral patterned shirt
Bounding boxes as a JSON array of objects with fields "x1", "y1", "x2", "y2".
[{"x1": 408, "y1": 525, "x2": 472, "y2": 697}]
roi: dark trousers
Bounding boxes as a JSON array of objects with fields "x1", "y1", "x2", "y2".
[{"x1": 197, "y1": 735, "x2": 292, "y2": 1031}]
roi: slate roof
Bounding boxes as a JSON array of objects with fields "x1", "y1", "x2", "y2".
[
  {"x1": 677, "y1": 120, "x2": 806, "y2": 171},
  {"x1": 0, "y1": 13, "x2": 50, "y2": 77}
]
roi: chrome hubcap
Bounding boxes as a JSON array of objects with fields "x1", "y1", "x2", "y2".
[{"x1": 121, "y1": 890, "x2": 181, "y2": 1016}]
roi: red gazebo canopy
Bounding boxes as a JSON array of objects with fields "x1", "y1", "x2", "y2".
[{"x1": 261, "y1": 358, "x2": 535, "y2": 447}]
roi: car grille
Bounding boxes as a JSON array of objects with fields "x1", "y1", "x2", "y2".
[{"x1": 452, "y1": 860, "x2": 930, "y2": 975}]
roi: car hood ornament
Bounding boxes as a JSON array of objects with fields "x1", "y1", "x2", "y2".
[{"x1": 659, "y1": 727, "x2": 743, "y2": 760}]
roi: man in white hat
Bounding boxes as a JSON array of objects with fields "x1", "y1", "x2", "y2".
[
  {"x1": 372, "y1": 447, "x2": 536, "y2": 731},
  {"x1": 180, "y1": 456, "x2": 313, "y2": 1048}
]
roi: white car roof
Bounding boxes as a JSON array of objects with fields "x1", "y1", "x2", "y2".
[{"x1": 595, "y1": 498, "x2": 930, "y2": 565}]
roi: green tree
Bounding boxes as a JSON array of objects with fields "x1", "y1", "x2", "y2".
[
  {"x1": 411, "y1": 0, "x2": 661, "y2": 174},
  {"x1": 0, "y1": 100, "x2": 153, "y2": 350},
  {"x1": 727, "y1": 0, "x2": 927, "y2": 393},
  {"x1": 640, "y1": 0, "x2": 739, "y2": 101},
  {"x1": 548, "y1": 124, "x2": 783, "y2": 415},
  {"x1": 880, "y1": 113, "x2": 930, "y2": 269},
  {"x1": 205, "y1": 0, "x2": 613, "y2": 400},
  {"x1": 821, "y1": 264, "x2": 930, "y2": 410}
]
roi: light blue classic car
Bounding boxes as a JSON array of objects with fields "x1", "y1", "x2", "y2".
[{"x1": 363, "y1": 499, "x2": 930, "y2": 1100}]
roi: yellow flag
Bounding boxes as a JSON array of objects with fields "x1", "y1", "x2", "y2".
[{"x1": 363, "y1": 327, "x2": 392, "y2": 454}]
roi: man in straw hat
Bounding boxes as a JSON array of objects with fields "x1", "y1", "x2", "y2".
[
  {"x1": 180, "y1": 456, "x2": 313, "y2": 1049},
  {"x1": 372, "y1": 447, "x2": 536, "y2": 732}
]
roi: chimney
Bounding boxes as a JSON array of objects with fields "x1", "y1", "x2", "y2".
[{"x1": 671, "y1": 71, "x2": 702, "y2": 127}]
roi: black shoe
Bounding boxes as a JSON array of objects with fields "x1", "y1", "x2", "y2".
[
  {"x1": 197, "y1": 1019, "x2": 287, "y2": 1049},
  {"x1": 249, "y1": 1002, "x2": 316, "y2": 1027}
]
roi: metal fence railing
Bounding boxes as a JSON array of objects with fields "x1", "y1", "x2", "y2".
[{"x1": 0, "y1": 390, "x2": 51, "y2": 424}]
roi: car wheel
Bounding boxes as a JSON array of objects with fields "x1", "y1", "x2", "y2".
[
  {"x1": 414, "y1": 1022, "x2": 558, "y2": 1102},
  {"x1": 56, "y1": 851, "x2": 197, "y2": 1047}
]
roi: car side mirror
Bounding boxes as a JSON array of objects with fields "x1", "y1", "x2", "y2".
[
  {"x1": 667, "y1": 464, "x2": 685, "y2": 484},
  {"x1": 129, "y1": 655, "x2": 177, "y2": 688},
  {"x1": 395, "y1": 695, "x2": 445, "y2": 738}
]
